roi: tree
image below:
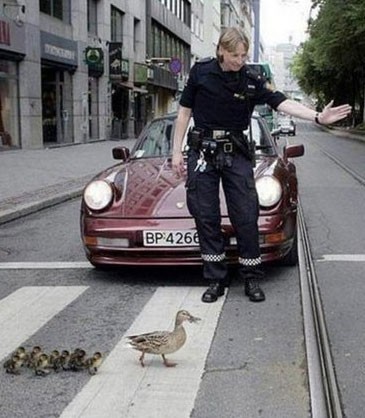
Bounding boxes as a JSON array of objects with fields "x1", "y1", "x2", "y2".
[{"x1": 292, "y1": 0, "x2": 365, "y2": 124}]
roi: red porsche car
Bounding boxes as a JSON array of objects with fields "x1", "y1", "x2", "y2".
[{"x1": 80, "y1": 113, "x2": 304, "y2": 267}]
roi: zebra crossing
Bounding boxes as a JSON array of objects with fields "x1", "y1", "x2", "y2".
[
  {"x1": 0, "y1": 286, "x2": 88, "y2": 361},
  {"x1": 0, "y1": 284, "x2": 225, "y2": 418}
]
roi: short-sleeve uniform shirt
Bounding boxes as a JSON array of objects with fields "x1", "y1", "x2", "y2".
[{"x1": 180, "y1": 58, "x2": 287, "y2": 131}]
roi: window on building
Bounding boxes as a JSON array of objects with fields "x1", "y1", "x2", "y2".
[
  {"x1": 40, "y1": 0, "x2": 70, "y2": 22},
  {"x1": 134, "y1": 18, "x2": 140, "y2": 52},
  {"x1": 87, "y1": 0, "x2": 98, "y2": 35},
  {"x1": 152, "y1": 25, "x2": 160, "y2": 58},
  {"x1": 195, "y1": 15, "x2": 199, "y2": 36},
  {"x1": 180, "y1": 0, "x2": 191, "y2": 27},
  {"x1": 161, "y1": 31, "x2": 166, "y2": 57},
  {"x1": 166, "y1": 34, "x2": 171, "y2": 58},
  {"x1": 111, "y1": 6, "x2": 124, "y2": 42}
]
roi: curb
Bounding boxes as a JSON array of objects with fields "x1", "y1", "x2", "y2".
[
  {"x1": 0, "y1": 176, "x2": 90, "y2": 225},
  {"x1": 320, "y1": 125, "x2": 365, "y2": 143}
]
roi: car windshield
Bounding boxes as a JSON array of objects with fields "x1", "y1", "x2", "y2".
[
  {"x1": 132, "y1": 116, "x2": 274, "y2": 159},
  {"x1": 132, "y1": 118, "x2": 174, "y2": 158}
]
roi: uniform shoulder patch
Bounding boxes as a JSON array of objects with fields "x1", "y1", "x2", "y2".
[{"x1": 196, "y1": 56, "x2": 215, "y2": 65}]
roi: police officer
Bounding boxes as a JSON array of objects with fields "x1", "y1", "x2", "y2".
[{"x1": 172, "y1": 27, "x2": 351, "y2": 303}]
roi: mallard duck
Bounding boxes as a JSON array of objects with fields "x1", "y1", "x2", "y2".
[{"x1": 126, "y1": 310, "x2": 201, "y2": 367}]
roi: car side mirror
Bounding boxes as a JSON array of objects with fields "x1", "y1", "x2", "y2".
[
  {"x1": 283, "y1": 144, "x2": 304, "y2": 160},
  {"x1": 112, "y1": 146, "x2": 130, "y2": 161}
]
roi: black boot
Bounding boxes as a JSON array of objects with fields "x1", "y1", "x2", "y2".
[
  {"x1": 244, "y1": 278, "x2": 265, "y2": 302},
  {"x1": 201, "y1": 281, "x2": 225, "y2": 303}
]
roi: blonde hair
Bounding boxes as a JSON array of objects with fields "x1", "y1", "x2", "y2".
[{"x1": 216, "y1": 27, "x2": 250, "y2": 62}]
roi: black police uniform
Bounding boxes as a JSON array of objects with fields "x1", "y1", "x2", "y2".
[{"x1": 179, "y1": 57, "x2": 287, "y2": 302}]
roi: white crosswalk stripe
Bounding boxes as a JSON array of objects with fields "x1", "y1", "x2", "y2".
[
  {"x1": 0, "y1": 261, "x2": 92, "y2": 269},
  {"x1": 0, "y1": 286, "x2": 88, "y2": 360},
  {"x1": 60, "y1": 286, "x2": 225, "y2": 418}
]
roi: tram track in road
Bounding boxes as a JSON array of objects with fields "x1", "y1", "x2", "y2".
[
  {"x1": 317, "y1": 145, "x2": 365, "y2": 187},
  {"x1": 298, "y1": 202, "x2": 343, "y2": 418}
]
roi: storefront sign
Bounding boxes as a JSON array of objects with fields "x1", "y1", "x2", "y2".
[
  {"x1": 84, "y1": 47, "x2": 104, "y2": 76},
  {"x1": 134, "y1": 63, "x2": 148, "y2": 84},
  {"x1": 109, "y1": 42, "x2": 122, "y2": 75},
  {"x1": 121, "y1": 59, "x2": 129, "y2": 79},
  {"x1": 85, "y1": 47, "x2": 103, "y2": 65},
  {"x1": 40, "y1": 31, "x2": 78, "y2": 68}
]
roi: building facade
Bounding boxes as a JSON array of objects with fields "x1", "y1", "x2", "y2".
[{"x1": 0, "y1": 0, "x2": 255, "y2": 149}]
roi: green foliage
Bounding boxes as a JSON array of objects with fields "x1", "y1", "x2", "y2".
[{"x1": 291, "y1": 0, "x2": 365, "y2": 123}]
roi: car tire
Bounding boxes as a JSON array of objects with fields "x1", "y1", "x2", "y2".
[{"x1": 280, "y1": 229, "x2": 298, "y2": 266}]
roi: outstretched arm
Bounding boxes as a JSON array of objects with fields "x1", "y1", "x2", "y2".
[{"x1": 277, "y1": 99, "x2": 352, "y2": 125}]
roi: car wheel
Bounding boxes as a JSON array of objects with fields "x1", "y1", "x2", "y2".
[{"x1": 280, "y1": 229, "x2": 298, "y2": 266}]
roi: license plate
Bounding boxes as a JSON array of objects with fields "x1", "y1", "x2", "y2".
[{"x1": 143, "y1": 230, "x2": 199, "y2": 247}]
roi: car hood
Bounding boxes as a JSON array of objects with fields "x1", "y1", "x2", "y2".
[{"x1": 97, "y1": 156, "x2": 277, "y2": 218}]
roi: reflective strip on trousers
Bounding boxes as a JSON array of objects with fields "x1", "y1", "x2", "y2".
[
  {"x1": 201, "y1": 253, "x2": 226, "y2": 262},
  {"x1": 238, "y1": 256, "x2": 262, "y2": 266}
]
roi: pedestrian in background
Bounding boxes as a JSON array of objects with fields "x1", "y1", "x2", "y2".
[{"x1": 172, "y1": 27, "x2": 351, "y2": 303}]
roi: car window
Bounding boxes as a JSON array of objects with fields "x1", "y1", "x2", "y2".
[
  {"x1": 133, "y1": 119, "x2": 173, "y2": 158},
  {"x1": 246, "y1": 118, "x2": 275, "y2": 156}
]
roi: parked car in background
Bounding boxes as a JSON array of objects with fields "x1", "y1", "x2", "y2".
[
  {"x1": 80, "y1": 113, "x2": 304, "y2": 269},
  {"x1": 277, "y1": 116, "x2": 296, "y2": 136}
]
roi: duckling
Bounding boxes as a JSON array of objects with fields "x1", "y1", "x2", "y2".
[
  {"x1": 127, "y1": 310, "x2": 201, "y2": 367},
  {"x1": 28, "y1": 346, "x2": 43, "y2": 369},
  {"x1": 34, "y1": 353, "x2": 50, "y2": 376},
  {"x1": 4, "y1": 347, "x2": 29, "y2": 370},
  {"x1": 48, "y1": 350, "x2": 60, "y2": 370},
  {"x1": 4, "y1": 354, "x2": 24, "y2": 374},
  {"x1": 68, "y1": 348, "x2": 87, "y2": 371},
  {"x1": 53, "y1": 350, "x2": 70, "y2": 372},
  {"x1": 85, "y1": 352, "x2": 103, "y2": 375},
  {"x1": 14, "y1": 346, "x2": 28, "y2": 363}
]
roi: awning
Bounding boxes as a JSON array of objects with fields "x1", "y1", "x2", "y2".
[
  {"x1": 114, "y1": 81, "x2": 148, "y2": 94},
  {"x1": 133, "y1": 86, "x2": 148, "y2": 94}
]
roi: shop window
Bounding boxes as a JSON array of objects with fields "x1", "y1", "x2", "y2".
[{"x1": 0, "y1": 60, "x2": 19, "y2": 148}]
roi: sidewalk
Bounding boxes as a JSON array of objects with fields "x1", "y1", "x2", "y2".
[{"x1": 0, "y1": 138, "x2": 136, "y2": 224}]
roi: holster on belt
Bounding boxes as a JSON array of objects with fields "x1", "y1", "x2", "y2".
[
  {"x1": 187, "y1": 127, "x2": 204, "y2": 151},
  {"x1": 229, "y1": 132, "x2": 256, "y2": 167}
]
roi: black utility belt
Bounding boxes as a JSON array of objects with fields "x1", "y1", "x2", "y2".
[
  {"x1": 202, "y1": 129, "x2": 244, "y2": 139},
  {"x1": 200, "y1": 138, "x2": 235, "y2": 155},
  {"x1": 188, "y1": 127, "x2": 246, "y2": 154}
]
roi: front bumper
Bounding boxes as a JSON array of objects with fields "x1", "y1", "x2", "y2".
[{"x1": 81, "y1": 212, "x2": 297, "y2": 267}]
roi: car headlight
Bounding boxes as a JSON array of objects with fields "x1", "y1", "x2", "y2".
[
  {"x1": 255, "y1": 176, "x2": 282, "y2": 207},
  {"x1": 84, "y1": 180, "x2": 113, "y2": 210}
]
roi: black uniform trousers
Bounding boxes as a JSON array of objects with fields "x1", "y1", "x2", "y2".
[{"x1": 186, "y1": 148, "x2": 264, "y2": 282}]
